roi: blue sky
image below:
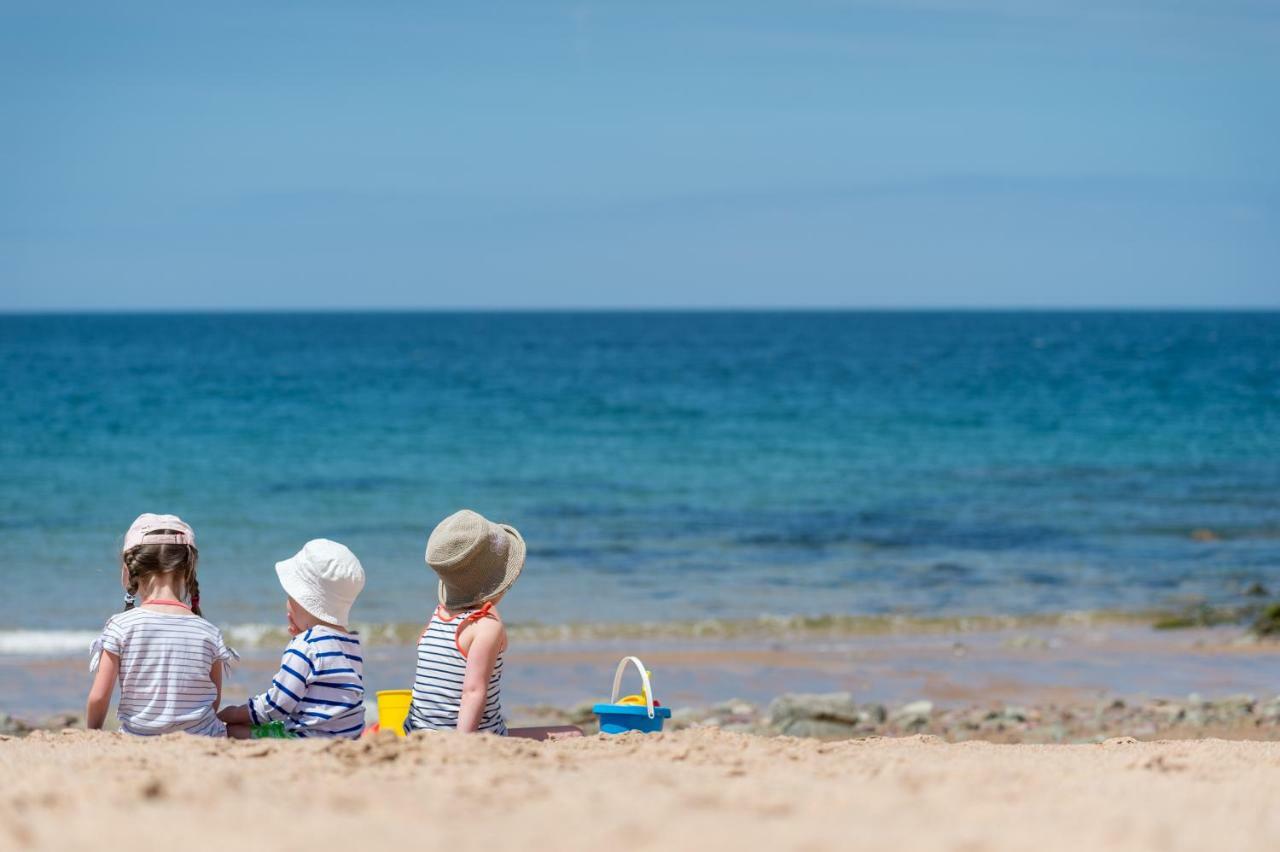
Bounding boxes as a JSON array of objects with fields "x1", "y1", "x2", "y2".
[{"x1": 3, "y1": 1, "x2": 1278, "y2": 309}]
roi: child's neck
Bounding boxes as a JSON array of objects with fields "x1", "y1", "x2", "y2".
[
  {"x1": 296, "y1": 615, "x2": 348, "y2": 633},
  {"x1": 441, "y1": 600, "x2": 499, "y2": 619},
  {"x1": 136, "y1": 575, "x2": 189, "y2": 610}
]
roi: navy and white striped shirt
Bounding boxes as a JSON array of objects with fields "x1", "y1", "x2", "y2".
[
  {"x1": 405, "y1": 606, "x2": 506, "y2": 735},
  {"x1": 248, "y1": 626, "x2": 365, "y2": 738},
  {"x1": 91, "y1": 608, "x2": 236, "y2": 737}
]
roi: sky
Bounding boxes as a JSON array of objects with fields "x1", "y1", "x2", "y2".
[{"x1": 2, "y1": 1, "x2": 1278, "y2": 310}]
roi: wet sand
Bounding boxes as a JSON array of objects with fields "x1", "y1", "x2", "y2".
[
  {"x1": 4, "y1": 623, "x2": 1278, "y2": 720},
  {"x1": 2, "y1": 729, "x2": 1279, "y2": 851}
]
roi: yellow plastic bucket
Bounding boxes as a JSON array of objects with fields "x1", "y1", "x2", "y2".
[{"x1": 376, "y1": 689, "x2": 413, "y2": 737}]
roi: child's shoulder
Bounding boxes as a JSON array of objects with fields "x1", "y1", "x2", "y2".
[
  {"x1": 106, "y1": 608, "x2": 223, "y2": 637},
  {"x1": 293, "y1": 625, "x2": 361, "y2": 647},
  {"x1": 190, "y1": 614, "x2": 226, "y2": 636},
  {"x1": 103, "y1": 608, "x2": 148, "y2": 630},
  {"x1": 456, "y1": 607, "x2": 506, "y2": 649},
  {"x1": 466, "y1": 609, "x2": 504, "y2": 631}
]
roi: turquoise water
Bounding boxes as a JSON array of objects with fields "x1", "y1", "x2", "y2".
[{"x1": 1, "y1": 312, "x2": 1277, "y2": 638}]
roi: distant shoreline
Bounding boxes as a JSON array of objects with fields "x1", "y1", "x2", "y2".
[
  {"x1": 2, "y1": 604, "x2": 1274, "y2": 657},
  {"x1": 4, "y1": 306, "x2": 1280, "y2": 316},
  {"x1": 0, "y1": 606, "x2": 1263, "y2": 656}
]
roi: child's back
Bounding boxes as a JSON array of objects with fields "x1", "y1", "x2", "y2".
[
  {"x1": 405, "y1": 510, "x2": 522, "y2": 735},
  {"x1": 95, "y1": 607, "x2": 233, "y2": 736},
  {"x1": 402, "y1": 510, "x2": 581, "y2": 741},
  {"x1": 217, "y1": 539, "x2": 367, "y2": 739},
  {"x1": 407, "y1": 602, "x2": 506, "y2": 734},
  {"x1": 246, "y1": 623, "x2": 366, "y2": 738},
  {"x1": 86, "y1": 513, "x2": 234, "y2": 737}
]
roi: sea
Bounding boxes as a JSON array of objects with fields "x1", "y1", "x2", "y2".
[{"x1": 1, "y1": 311, "x2": 1278, "y2": 659}]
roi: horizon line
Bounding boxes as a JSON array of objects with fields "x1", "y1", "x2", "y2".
[{"x1": 3, "y1": 305, "x2": 1280, "y2": 316}]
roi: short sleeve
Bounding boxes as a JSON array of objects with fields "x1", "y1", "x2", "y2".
[
  {"x1": 212, "y1": 628, "x2": 239, "y2": 674},
  {"x1": 89, "y1": 618, "x2": 124, "y2": 673},
  {"x1": 248, "y1": 638, "x2": 310, "y2": 724}
]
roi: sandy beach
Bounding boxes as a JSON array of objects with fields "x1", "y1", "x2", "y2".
[
  {"x1": 3, "y1": 728, "x2": 1279, "y2": 851},
  {"x1": 6, "y1": 0, "x2": 1279, "y2": 845}
]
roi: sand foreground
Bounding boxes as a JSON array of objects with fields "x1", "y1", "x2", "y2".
[{"x1": 2, "y1": 729, "x2": 1278, "y2": 851}]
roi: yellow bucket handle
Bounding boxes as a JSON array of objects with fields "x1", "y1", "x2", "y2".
[{"x1": 610, "y1": 656, "x2": 655, "y2": 720}]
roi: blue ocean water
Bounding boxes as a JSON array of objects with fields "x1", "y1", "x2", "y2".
[{"x1": 1, "y1": 312, "x2": 1277, "y2": 635}]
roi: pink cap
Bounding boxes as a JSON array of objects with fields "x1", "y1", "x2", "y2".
[{"x1": 123, "y1": 513, "x2": 196, "y2": 552}]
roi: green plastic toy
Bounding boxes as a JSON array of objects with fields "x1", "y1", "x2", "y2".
[{"x1": 250, "y1": 721, "x2": 298, "y2": 739}]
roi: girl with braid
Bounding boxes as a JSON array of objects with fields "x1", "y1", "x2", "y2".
[{"x1": 86, "y1": 513, "x2": 237, "y2": 736}]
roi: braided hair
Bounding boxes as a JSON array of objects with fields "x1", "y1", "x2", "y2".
[{"x1": 121, "y1": 529, "x2": 202, "y2": 616}]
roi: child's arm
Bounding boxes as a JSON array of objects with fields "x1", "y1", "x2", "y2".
[
  {"x1": 217, "y1": 703, "x2": 251, "y2": 725},
  {"x1": 85, "y1": 651, "x2": 119, "y2": 730},
  {"x1": 211, "y1": 661, "x2": 223, "y2": 711},
  {"x1": 457, "y1": 618, "x2": 504, "y2": 733},
  {"x1": 219, "y1": 644, "x2": 309, "y2": 727}
]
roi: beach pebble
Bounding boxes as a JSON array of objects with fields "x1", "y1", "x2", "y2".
[
  {"x1": 767, "y1": 692, "x2": 869, "y2": 738},
  {"x1": 0, "y1": 714, "x2": 32, "y2": 737},
  {"x1": 1149, "y1": 702, "x2": 1186, "y2": 724},
  {"x1": 893, "y1": 701, "x2": 934, "y2": 731},
  {"x1": 1213, "y1": 694, "x2": 1256, "y2": 720},
  {"x1": 1000, "y1": 705, "x2": 1031, "y2": 724},
  {"x1": 37, "y1": 713, "x2": 81, "y2": 731}
]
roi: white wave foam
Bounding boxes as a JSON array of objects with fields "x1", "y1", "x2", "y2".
[
  {"x1": 0, "y1": 630, "x2": 100, "y2": 656},
  {"x1": 222, "y1": 623, "x2": 289, "y2": 647},
  {"x1": 0, "y1": 625, "x2": 293, "y2": 657}
]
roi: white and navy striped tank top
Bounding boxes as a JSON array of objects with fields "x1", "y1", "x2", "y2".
[{"x1": 405, "y1": 604, "x2": 506, "y2": 735}]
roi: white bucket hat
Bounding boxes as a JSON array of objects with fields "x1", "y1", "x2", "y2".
[
  {"x1": 426, "y1": 510, "x2": 525, "y2": 611},
  {"x1": 275, "y1": 539, "x2": 365, "y2": 627}
]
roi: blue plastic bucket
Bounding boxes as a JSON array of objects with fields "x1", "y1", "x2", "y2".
[
  {"x1": 593, "y1": 656, "x2": 672, "y2": 734},
  {"x1": 593, "y1": 703, "x2": 673, "y2": 734}
]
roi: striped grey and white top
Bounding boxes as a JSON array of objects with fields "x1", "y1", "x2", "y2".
[
  {"x1": 404, "y1": 606, "x2": 506, "y2": 735},
  {"x1": 90, "y1": 608, "x2": 237, "y2": 737}
]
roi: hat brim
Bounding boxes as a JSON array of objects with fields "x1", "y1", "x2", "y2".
[
  {"x1": 437, "y1": 524, "x2": 526, "y2": 611},
  {"x1": 276, "y1": 557, "x2": 350, "y2": 626}
]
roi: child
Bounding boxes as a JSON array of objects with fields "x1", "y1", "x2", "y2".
[
  {"x1": 218, "y1": 539, "x2": 366, "y2": 739},
  {"x1": 405, "y1": 509, "x2": 523, "y2": 735},
  {"x1": 86, "y1": 513, "x2": 236, "y2": 736}
]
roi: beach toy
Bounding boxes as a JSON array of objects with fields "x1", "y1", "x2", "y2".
[
  {"x1": 615, "y1": 668, "x2": 662, "y2": 707},
  {"x1": 251, "y1": 720, "x2": 298, "y2": 739},
  {"x1": 376, "y1": 689, "x2": 413, "y2": 737},
  {"x1": 593, "y1": 656, "x2": 672, "y2": 734}
]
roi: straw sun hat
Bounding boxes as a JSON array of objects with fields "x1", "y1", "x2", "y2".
[{"x1": 426, "y1": 510, "x2": 526, "y2": 611}]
